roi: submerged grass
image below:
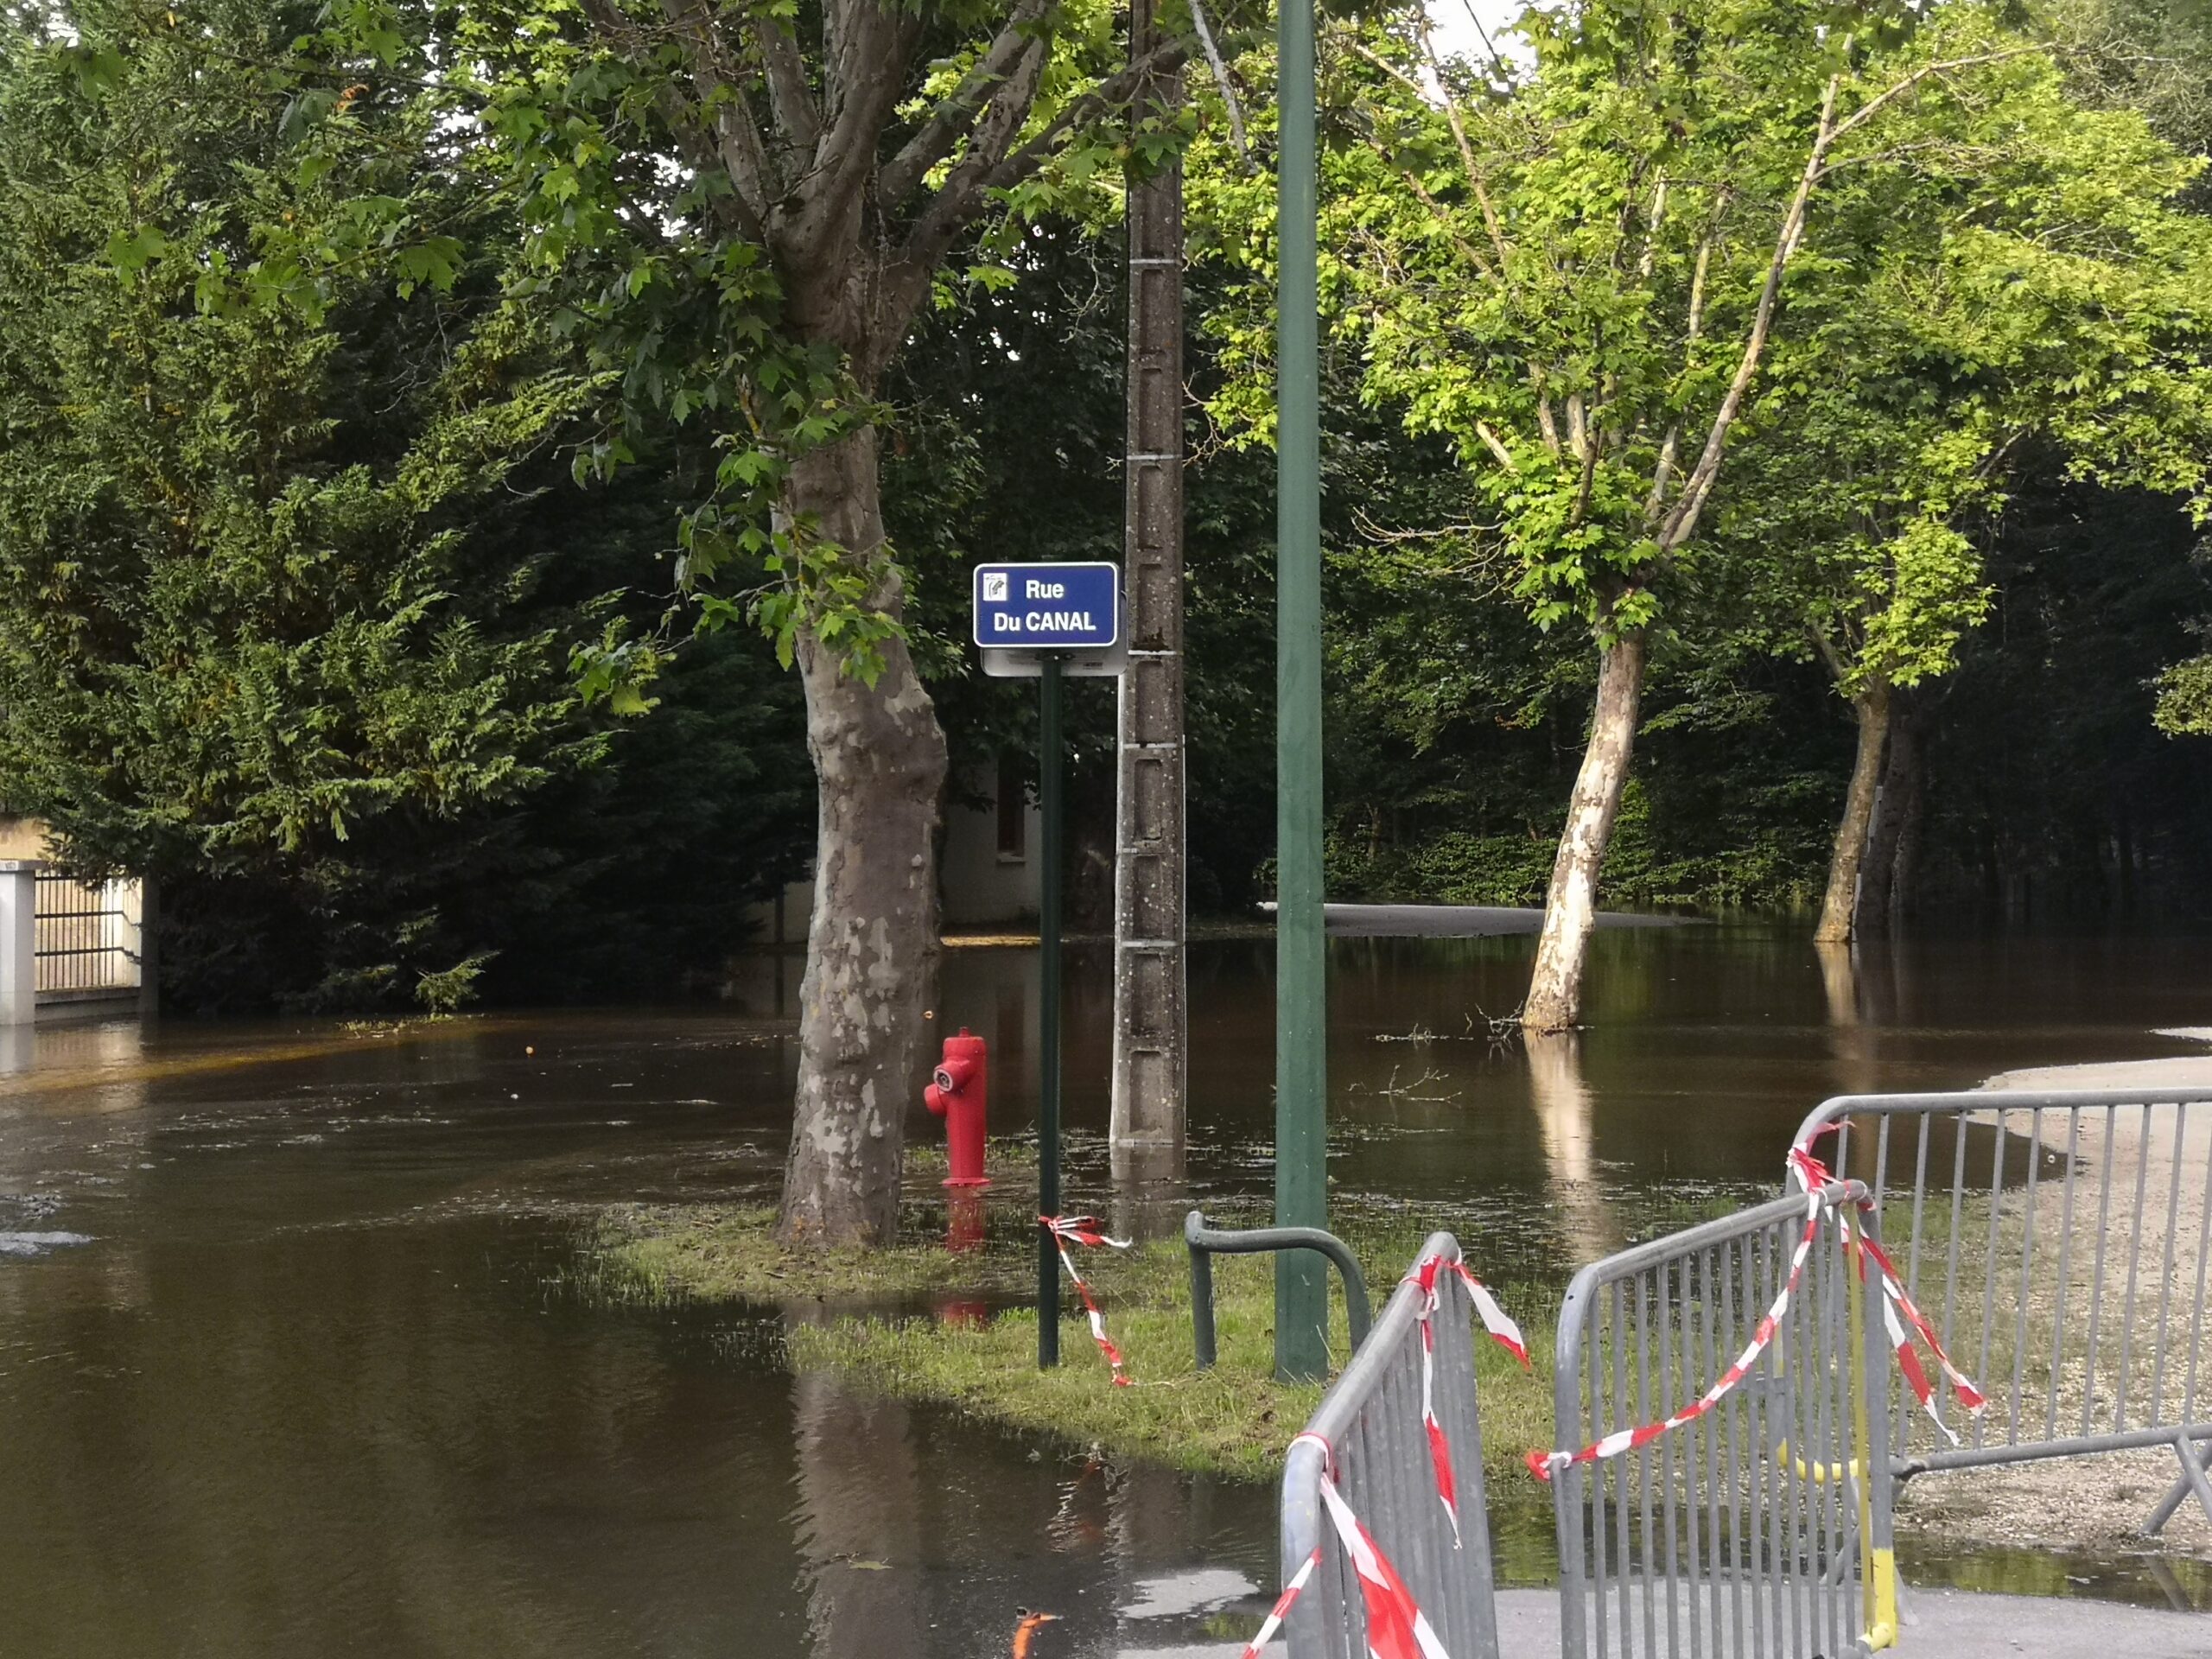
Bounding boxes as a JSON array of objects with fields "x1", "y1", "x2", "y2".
[
  {"x1": 588, "y1": 1198, "x2": 1560, "y2": 1486},
  {"x1": 584, "y1": 1203, "x2": 1031, "y2": 1302}
]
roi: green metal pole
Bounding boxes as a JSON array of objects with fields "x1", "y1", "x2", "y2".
[
  {"x1": 1274, "y1": 0, "x2": 1328, "y2": 1382},
  {"x1": 1038, "y1": 654, "x2": 1064, "y2": 1370}
]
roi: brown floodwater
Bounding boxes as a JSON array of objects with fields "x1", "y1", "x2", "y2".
[{"x1": 3, "y1": 923, "x2": 2211, "y2": 1656}]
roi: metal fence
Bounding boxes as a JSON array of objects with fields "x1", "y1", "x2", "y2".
[
  {"x1": 1550, "y1": 1181, "x2": 1896, "y2": 1659},
  {"x1": 35, "y1": 871, "x2": 143, "y2": 997},
  {"x1": 1797, "y1": 1088, "x2": 2212, "y2": 1532},
  {"x1": 1281, "y1": 1230, "x2": 1503, "y2": 1659},
  {"x1": 1273, "y1": 1089, "x2": 2212, "y2": 1656}
]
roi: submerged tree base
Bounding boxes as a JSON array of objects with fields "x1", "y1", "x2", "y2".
[{"x1": 585, "y1": 1201, "x2": 1556, "y2": 1484}]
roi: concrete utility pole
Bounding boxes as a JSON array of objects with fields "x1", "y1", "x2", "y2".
[{"x1": 1108, "y1": 0, "x2": 1187, "y2": 1157}]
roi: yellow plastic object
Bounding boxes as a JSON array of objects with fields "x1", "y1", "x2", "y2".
[
  {"x1": 1865, "y1": 1546, "x2": 1900, "y2": 1649},
  {"x1": 1844, "y1": 1213, "x2": 1896, "y2": 1650},
  {"x1": 1772, "y1": 1440, "x2": 1866, "y2": 1484}
]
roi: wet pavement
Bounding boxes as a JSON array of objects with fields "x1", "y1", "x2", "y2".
[
  {"x1": 1485, "y1": 1585, "x2": 2212, "y2": 1659},
  {"x1": 3, "y1": 924, "x2": 2212, "y2": 1655}
]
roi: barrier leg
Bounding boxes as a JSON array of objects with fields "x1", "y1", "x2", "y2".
[
  {"x1": 1849, "y1": 1211, "x2": 1899, "y2": 1651},
  {"x1": 2143, "y1": 1431, "x2": 2212, "y2": 1535},
  {"x1": 1190, "y1": 1243, "x2": 1217, "y2": 1370}
]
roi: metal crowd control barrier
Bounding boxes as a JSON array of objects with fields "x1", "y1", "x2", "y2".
[
  {"x1": 1281, "y1": 1231, "x2": 1503, "y2": 1659},
  {"x1": 1549, "y1": 1180, "x2": 1896, "y2": 1659},
  {"x1": 1797, "y1": 1088, "x2": 2212, "y2": 1533}
]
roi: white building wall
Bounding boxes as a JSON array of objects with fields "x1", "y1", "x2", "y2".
[{"x1": 740, "y1": 761, "x2": 1043, "y2": 943}]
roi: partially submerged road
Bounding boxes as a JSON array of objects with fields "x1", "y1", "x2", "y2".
[{"x1": 1260, "y1": 901, "x2": 1700, "y2": 938}]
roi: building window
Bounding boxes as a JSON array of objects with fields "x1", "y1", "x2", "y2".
[{"x1": 997, "y1": 754, "x2": 1027, "y2": 861}]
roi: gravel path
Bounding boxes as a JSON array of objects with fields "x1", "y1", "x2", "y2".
[{"x1": 1890, "y1": 1051, "x2": 2212, "y2": 1557}]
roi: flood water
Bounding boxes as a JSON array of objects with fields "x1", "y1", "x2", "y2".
[{"x1": 4, "y1": 924, "x2": 2212, "y2": 1656}]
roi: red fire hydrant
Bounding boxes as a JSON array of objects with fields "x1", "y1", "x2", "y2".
[{"x1": 924, "y1": 1027, "x2": 990, "y2": 1187}]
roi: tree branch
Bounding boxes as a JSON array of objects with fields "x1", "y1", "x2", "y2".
[
  {"x1": 753, "y1": 13, "x2": 822, "y2": 158},
  {"x1": 1644, "y1": 216, "x2": 1719, "y2": 523},
  {"x1": 1659, "y1": 72, "x2": 1841, "y2": 550},
  {"x1": 898, "y1": 40, "x2": 1190, "y2": 280},
  {"x1": 797, "y1": 0, "x2": 922, "y2": 240},
  {"x1": 1350, "y1": 29, "x2": 1512, "y2": 270},
  {"x1": 1634, "y1": 171, "x2": 1669, "y2": 281},
  {"x1": 878, "y1": 0, "x2": 1053, "y2": 204},
  {"x1": 655, "y1": 0, "x2": 779, "y2": 213},
  {"x1": 580, "y1": 0, "x2": 769, "y2": 242},
  {"x1": 1824, "y1": 45, "x2": 2046, "y2": 149},
  {"x1": 1410, "y1": 19, "x2": 1512, "y2": 270},
  {"x1": 1358, "y1": 135, "x2": 1494, "y2": 277},
  {"x1": 1187, "y1": 0, "x2": 1254, "y2": 175},
  {"x1": 1808, "y1": 624, "x2": 1850, "y2": 683}
]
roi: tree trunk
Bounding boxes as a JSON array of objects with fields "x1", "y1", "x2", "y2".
[
  {"x1": 1522, "y1": 631, "x2": 1647, "y2": 1033},
  {"x1": 1815, "y1": 684, "x2": 1891, "y2": 944},
  {"x1": 1890, "y1": 752, "x2": 1925, "y2": 923},
  {"x1": 1855, "y1": 700, "x2": 1917, "y2": 936},
  {"x1": 778, "y1": 425, "x2": 950, "y2": 1247}
]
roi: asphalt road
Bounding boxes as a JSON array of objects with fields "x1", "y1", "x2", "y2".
[{"x1": 1255, "y1": 901, "x2": 1700, "y2": 938}]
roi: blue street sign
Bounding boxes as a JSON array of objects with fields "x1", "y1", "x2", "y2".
[{"x1": 972, "y1": 562, "x2": 1120, "y2": 651}]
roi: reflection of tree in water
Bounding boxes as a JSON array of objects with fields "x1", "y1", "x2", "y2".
[
  {"x1": 1523, "y1": 1031, "x2": 1622, "y2": 1261},
  {"x1": 789, "y1": 1365, "x2": 928, "y2": 1656},
  {"x1": 1817, "y1": 938, "x2": 1862, "y2": 1032},
  {"x1": 1817, "y1": 938, "x2": 1913, "y2": 1097}
]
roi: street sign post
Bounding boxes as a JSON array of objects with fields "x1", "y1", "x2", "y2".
[{"x1": 973, "y1": 562, "x2": 1125, "y2": 1370}]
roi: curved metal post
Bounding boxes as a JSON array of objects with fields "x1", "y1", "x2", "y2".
[{"x1": 1185, "y1": 1210, "x2": 1370, "y2": 1369}]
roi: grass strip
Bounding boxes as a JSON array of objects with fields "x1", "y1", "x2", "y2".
[{"x1": 588, "y1": 1202, "x2": 1560, "y2": 1488}]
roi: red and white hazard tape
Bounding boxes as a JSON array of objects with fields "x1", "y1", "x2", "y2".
[
  {"x1": 1788, "y1": 1142, "x2": 1987, "y2": 1444},
  {"x1": 1525, "y1": 1179, "x2": 1827, "y2": 1483},
  {"x1": 1250, "y1": 1434, "x2": 1454, "y2": 1659},
  {"x1": 1318, "y1": 1467, "x2": 1453, "y2": 1659},
  {"x1": 1238, "y1": 1545, "x2": 1319, "y2": 1658},
  {"x1": 1243, "y1": 1260, "x2": 1521, "y2": 1652},
  {"x1": 1039, "y1": 1214, "x2": 1133, "y2": 1387},
  {"x1": 1524, "y1": 1139, "x2": 1988, "y2": 1481},
  {"x1": 1408, "y1": 1251, "x2": 1529, "y2": 1542}
]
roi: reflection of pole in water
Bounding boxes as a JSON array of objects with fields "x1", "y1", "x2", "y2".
[
  {"x1": 1107, "y1": 1139, "x2": 1186, "y2": 1243},
  {"x1": 1523, "y1": 1031, "x2": 1618, "y2": 1259},
  {"x1": 787, "y1": 1364, "x2": 927, "y2": 1654}
]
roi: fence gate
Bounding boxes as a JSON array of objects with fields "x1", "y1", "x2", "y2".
[
  {"x1": 34, "y1": 871, "x2": 144, "y2": 1001},
  {"x1": 1549, "y1": 1183, "x2": 1896, "y2": 1659},
  {"x1": 1281, "y1": 1230, "x2": 1503, "y2": 1659},
  {"x1": 1801, "y1": 1089, "x2": 2212, "y2": 1533}
]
